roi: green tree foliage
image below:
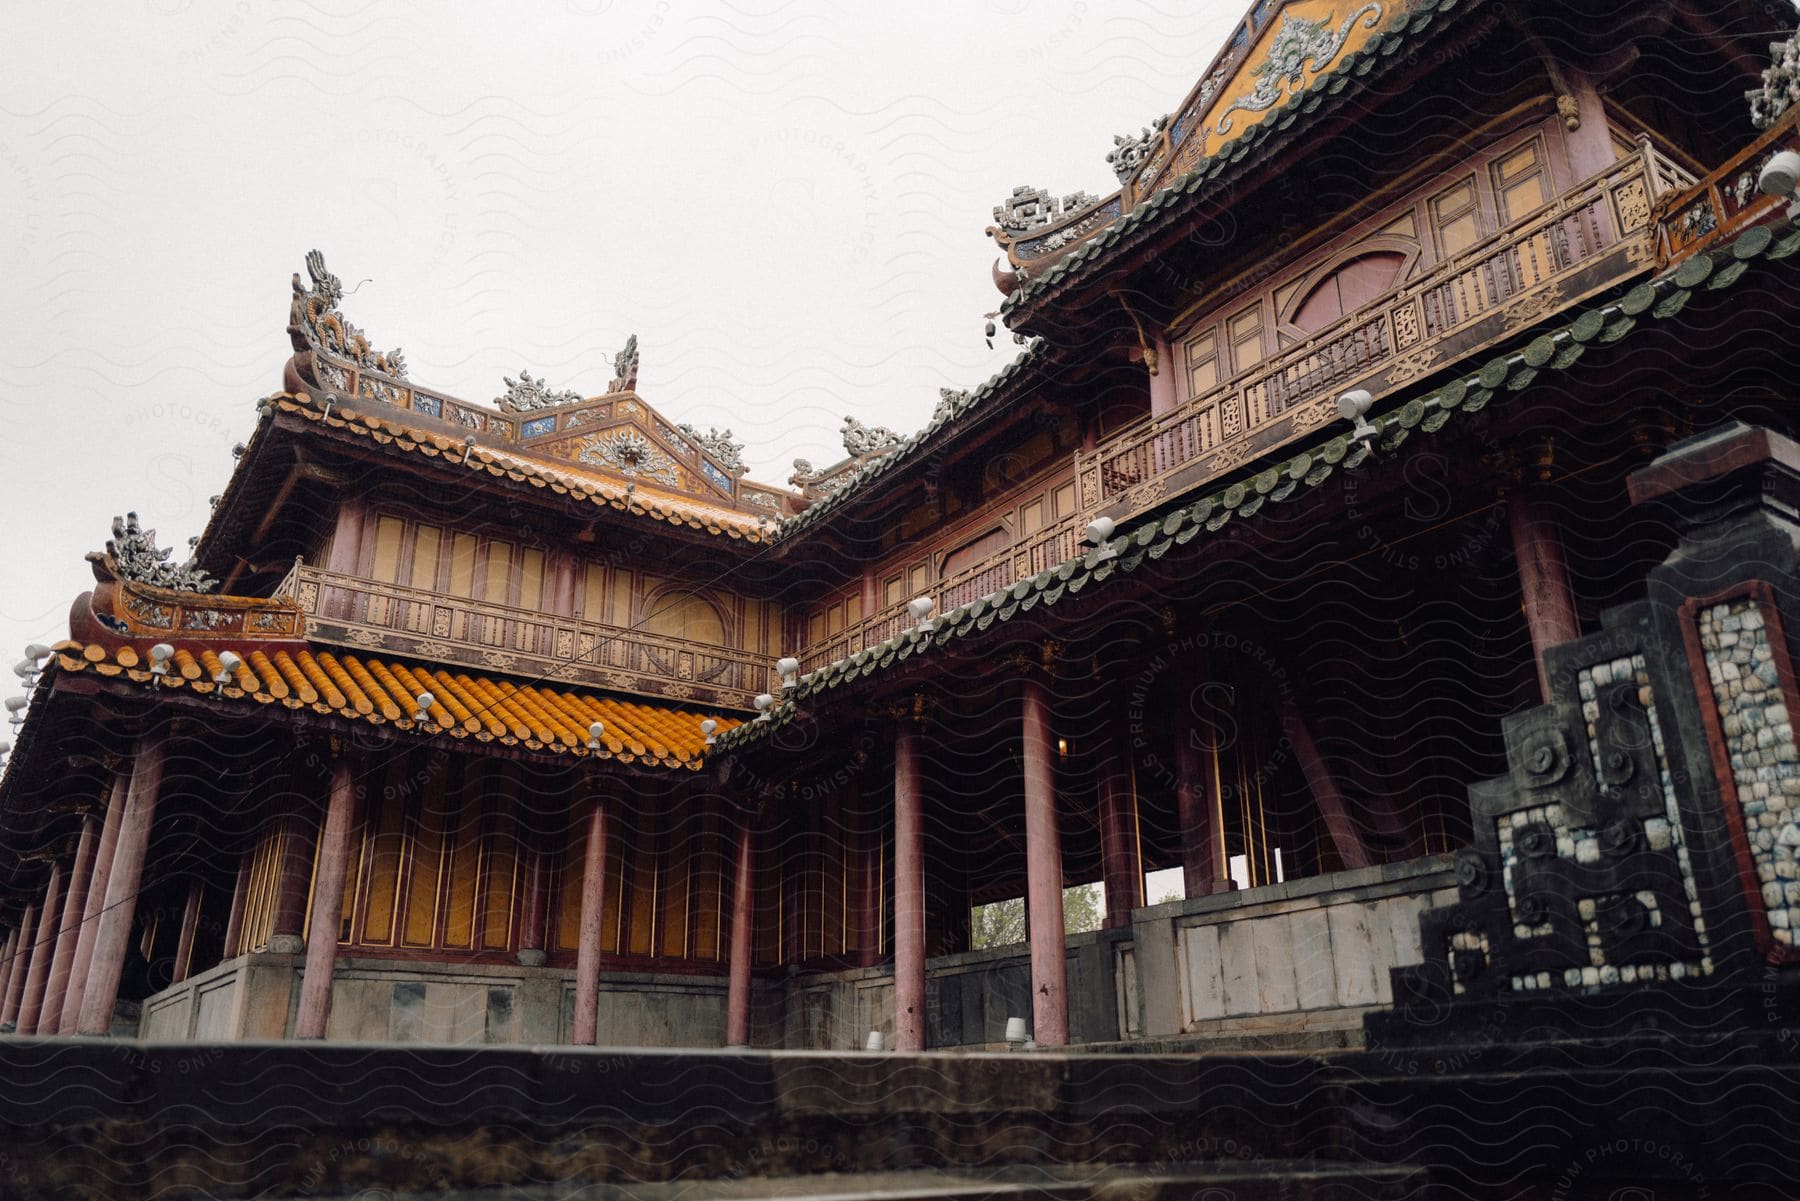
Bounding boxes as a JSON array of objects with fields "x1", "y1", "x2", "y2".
[
  {"x1": 1061, "y1": 882, "x2": 1103, "y2": 935},
  {"x1": 970, "y1": 897, "x2": 1026, "y2": 949},
  {"x1": 969, "y1": 883, "x2": 1107, "y2": 949}
]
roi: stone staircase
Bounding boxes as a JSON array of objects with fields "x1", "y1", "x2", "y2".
[
  {"x1": 340, "y1": 1162, "x2": 1428, "y2": 1200},
  {"x1": 0, "y1": 1039, "x2": 1424, "y2": 1200}
]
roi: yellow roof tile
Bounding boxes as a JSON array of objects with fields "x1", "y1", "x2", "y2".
[
  {"x1": 53, "y1": 641, "x2": 740, "y2": 770},
  {"x1": 276, "y1": 393, "x2": 779, "y2": 542}
]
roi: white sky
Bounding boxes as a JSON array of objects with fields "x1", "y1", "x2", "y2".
[{"x1": 0, "y1": 1, "x2": 1243, "y2": 666}]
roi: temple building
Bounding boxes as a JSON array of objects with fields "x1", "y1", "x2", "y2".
[{"x1": 3, "y1": 0, "x2": 1799, "y2": 1061}]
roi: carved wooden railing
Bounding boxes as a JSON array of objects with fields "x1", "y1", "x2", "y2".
[
  {"x1": 1653, "y1": 106, "x2": 1800, "y2": 264},
  {"x1": 1075, "y1": 141, "x2": 1685, "y2": 524},
  {"x1": 796, "y1": 509, "x2": 1088, "y2": 672},
  {"x1": 277, "y1": 563, "x2": 775, "y2": 709},
  {"x1": 787, "y1": 131, "x2": 1781, "y2": 678}
]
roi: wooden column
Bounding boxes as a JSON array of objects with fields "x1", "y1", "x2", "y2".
[
  {"x1": 1095, "y1": 734, "x2": 1142, "y2": 930},
  {"x1": 725, "y1": 813, "x2": 756, "y2": 1047},
  {"x1": 1, "y1": 905, "x2": 35, "y2": 1027},
  {"x1": 324, "y1": 500, "x2": 366, "y2": 618},
  {"x1": 294, "y1": 757, "x2": 357, "y2": 1039},
  {"x1": 1021, "y1": 677, "x2": 1069, "y2": 1047},
  {"x1": 268, "y1": 813, "x2": 320, "y2": 954},
  {"x1": 221, "y1": 850, "x2": 251, "y2": 960},
  {"x1": 1509, "y1": 487, "x2": 1581, "y2": 701},
  {"x1": 1148, "y1": 336, "x2": 1177, "y2": 418},
  {"x1": 169, "y1": 878, "x2": 204, "y2": 986},
  {"x1": 571, "y1": 798, "x2": 608, "y2": 1045},
  {"x1": 0, "y1": 926, "x2": 18, "y2": 1021},
  {"x1": 1560, "y1": 70, "x2": 1613, "y2": 179},
  {"x1": 60, "y1": 769, "x2": 128, "y2": 1033},
  {"x1": 1281, "y1": 701, "x2": 1373, "y2": 871},
  {"x1": 40, "y1": 812, "x2": 101, "y2": 1034},
  {"x1": 892, "y1": 721, "x2": 927, "y2": 1052},
  {"x1": 516, "y1": 835, "x2": 550, "y2": 967},
  {"x1": 15, "y1": 862, "x2": 64, "y2": 1034},
  {"x1": 1175, "y1": 734, "x2": 1230, "y2": 897},
  {"x1": 77, "y1": 733, "x2": 167, "y2": 1037},
  {"x1": 860, "y1": 569, "x2": 879, "y2": 629},
  {"x1": 853, "y1": 789, "x2": 882, "y2": 969}
]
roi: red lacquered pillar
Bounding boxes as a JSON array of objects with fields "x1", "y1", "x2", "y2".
[
  {"x1": 1509, "y1": 487, "x2": 1581, "y2": 701},
  {"x1": 1, "y1": 904, "x2": 36, "y2": 1027},
  {"x1": 293, "y1": 757, "x2": 357, "y2": 1039},
  {"x1": 1096, "y1": 737, "x2": 1142, "y2": 930},
  {"x1": 1021, "y1": 678, "x2": 1069, "y2": 1047},
  {"x1": 517, "y1": 834, "x2": 549, "y2": 968},
  {"x1": 169, "y1": 878, "x2": 204, "y2": 986},
  {"x1": 15, "y1": 861, "x2": 65, "y2": 1034},
  {"x1": 892, "y1": 722, "x2": 927, "y2": 1052},
  {"x1": 725, "y1": 814, "x2": 756, "y2": 1047},
  {"x1": 61, "y1": 769, "x2": 128, "y2": 1032},
  {"x1": 221, "y1": 849, "x2": 250, "y2": 960},
  {"x1": 77, "y1": 733, "x2": 167, "y2": 1037},
  {"x1": 571, "y1": 799, "x2": 608, "y2": 1045},
  {"x1": 39, "y1": 812, "x2": 101, "y2": 1033}
]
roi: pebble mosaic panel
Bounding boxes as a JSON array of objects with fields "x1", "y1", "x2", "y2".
[
  {"x1": 1492, "y1": 654, "x2": 1712, "y2": 993},
  {"x1": 1697, "y1": 599, "x2": 1800, "y2": 947}
]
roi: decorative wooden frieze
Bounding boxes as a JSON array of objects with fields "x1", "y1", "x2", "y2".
[{"x1": 291, "y1": 565, "x2": 770, "y2": 709}]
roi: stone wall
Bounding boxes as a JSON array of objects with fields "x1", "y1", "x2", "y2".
[
  {"x1": 1134, "y1": 855, "x2": 1457, "y2": 1041},
  {"x1": 778, "y1": 927, "x2": 1134, "y2": 1051},
  {"x1": 137, "y1": 857, "x2": 1454, "y2": 1050},
  {"x1": 139, "y1": 954, "x2": 736, "y2": 1047}
]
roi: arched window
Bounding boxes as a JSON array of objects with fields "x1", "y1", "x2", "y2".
[
  {"x1": 1291, "y1": 251, "x2": 1407, "y2": 333},
  {"x1": 941, "y1": 527, "x2": 1009, "y2": 579},
  {"x1": 641, "y1": 590, "x2": 727, "y2": 646}
]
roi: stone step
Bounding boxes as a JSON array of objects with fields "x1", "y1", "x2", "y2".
[{"x1": 323, "y1": 1161, "x2": 1429, "y2": 1201}]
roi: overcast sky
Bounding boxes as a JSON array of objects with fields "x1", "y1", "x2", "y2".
[{"x1": 0, "y1": 1, "x2": 1240, "y2": 665}]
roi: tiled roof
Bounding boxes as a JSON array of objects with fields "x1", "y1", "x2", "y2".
[
  {"x1": 718, "y1": 218, "x2": 1800, "y2": 752},
  {"x1": 271, "y1": 392, "x2": 773, "y2": 542},
  {"x1": 49, "y1": 638, "x2": 738, "y2": 769},
  {"x1": 771, "y1": 341, "x2": 1047, "y2": 542},
  {"x1": 999, "y1": 0, "x2": 1465, "y2": 321}
]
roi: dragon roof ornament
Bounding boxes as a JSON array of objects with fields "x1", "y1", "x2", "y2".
[
  {"x1": 1105, "y1": 115, "x2": 1169, "y2": 182},
  {"x1": 842, "y1": 416, "x2": 901, "y2": 458},
  {"x1": 495, "y1": 368, "x2": 582, "y2": 412},
  {"x1": 1750, "y1": 24, "x2": 1800, "y2": 129},
  {"x1": 289, "y1": 250, "x2": 408, "y2": 379},
  {"x1": 678, "y1": 424, "x2": 746, "y2": 473},
  {"x1": 93, "y1": 512, "x2": 218, "y2": 594},
  {"x1": 608, "y1": 335, "x2": 640, "y2": 393},
  {"x1": 933, "y1": 387, "x2": 970, "y2": 424}
]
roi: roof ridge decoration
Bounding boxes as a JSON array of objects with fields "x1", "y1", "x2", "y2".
[
  {"x1": 987, "y1": 0, "x2": 1413, "y2": 291},
  {"x1": 1107, "y1": 115, "x2": 1170, "y2": 182},
  {"x1": 678, "y1": 425, "x2": 746, "y2": 474},
  {"x1": 608, "y1": 335, "x2": 640, "y2": 394},
  {"x1": 841, "y1": 416, "x2": 901, "y2": 458},
  {"x1": 495, "y1": 368, "x2": 582, "y2": 412},
  {"x1": 1216, "y1": 4, "x2": 1382, "y2": 136},
  {"x1": 1749, "y1": 19, "x2": 1800, "y2": 129},
  {"x1": 289, "y1": 250, "x2": 407, "y2": 380},
  {"x1": 774, "y1": 341, "x2": 1046, "y2": 536},
  {"x1": 268, "y1": 392, "x2": 780, "y2": 540},
  {"x1": 275, "y1": 253, "x2": 801, "y2": 520},
  {"x1": 93, "y1": 513, "x2": 217, "y2": 595}
]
